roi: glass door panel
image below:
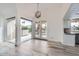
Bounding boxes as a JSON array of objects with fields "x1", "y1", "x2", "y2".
[
  {"x1": 20, "y1": 18, "x2": 32, "y2": 43},
  {"x1": 6, "y1": 17, "x2": 16, "y2": 44},
  {"x1": 41, "y1": 21, "x2": 47, "y2": 39},
  {"x1": 35, "y1": 22, "x2": 40, "y2": 38},
  {"x1": 35, "y1": 21, "x2": 47, "y2": 40}
]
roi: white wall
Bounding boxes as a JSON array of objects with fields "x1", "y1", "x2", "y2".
[
  {"x1": 0, "y1": 17, "x2": 4, "y2": 41},
  {"x1": 16, "y1": 3, "x2": 36, "y2": 19},
  {"x1": 0, "y1": 3, "x2": 17, "y2": 18},
  {"x1": 46, "y1": 4, "x2": 70, "y2": 43},
  {"x1": 0, "y1": 3, "x2": 17, "y2": 42},
  {"x1": 16, "y1": 3, "x2": 71, "y2": 44},
  {"x1": 0, "y1": 3, "x2": 74, "y2": 46}
]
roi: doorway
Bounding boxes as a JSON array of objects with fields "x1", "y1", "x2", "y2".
[
  {"x1": 4, "y1": 17, "x2": 33, "y2": 46},
  {"x1": 5, "y1": 17, "x2": 16, "y2": 44},
  {"x1": 20, "y1": 17, "x2": 32, "y2": 43},
  {"x1": 5, "y1": 17, "x2": 47, "y2": 46},
  {"x1": 35, "y1": 21, "x2": 47, "y2": 40}
]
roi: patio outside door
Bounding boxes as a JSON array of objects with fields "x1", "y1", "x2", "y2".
[
  {"x1": 35, "y1": 21, "x2": 47, "y2": 40},
  {"x1": 5, "y1": 17, "x2": 16, "y2": 44},
  {"x1": 5, "y1": 17, "x2": 32, "y2": 46},
  {"x1": 20, "y1": 17, "x2": 32, "y2": 43}
]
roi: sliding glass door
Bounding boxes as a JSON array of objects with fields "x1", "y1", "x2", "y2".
[
  {"x1": 5, "y1": 17, "x2": 32, "y2": 46},
  {"x1": 5, "y1": 17, "x2": 47, "y2": 46},
  {"x1": 35, "y1": 21, "x2": 40, "y2": 38},
  {"x1": 6, "y1": 17, "x2": 16, "y2": 44},
  {"x1": 20, "y1": 18, "x2": 32, "y2": 43},
  {"x1": 41, "y1": 21, "x2": 47, "y2": 39}
]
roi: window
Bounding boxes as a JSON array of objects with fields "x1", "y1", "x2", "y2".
[{"x1": 71, "y1": 20, "x2": 79, "y2": 33}]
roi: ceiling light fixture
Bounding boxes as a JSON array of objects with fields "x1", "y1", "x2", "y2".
[{"x1": 35, "y1": 3, "x2": 41, "y2": 18}]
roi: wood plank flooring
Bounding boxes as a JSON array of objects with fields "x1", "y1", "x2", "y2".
[{"x1": 0, "y1": 39, "x2": 79, "y2": 56}]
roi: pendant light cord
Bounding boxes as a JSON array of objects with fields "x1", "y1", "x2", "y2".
[{"x1": 37, "y1": 3, "x2": 39, "y2": 11}]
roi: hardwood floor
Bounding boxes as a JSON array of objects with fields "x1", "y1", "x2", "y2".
[{"x1": 0, "y1": 39, "x2": 79, "y2": 56}]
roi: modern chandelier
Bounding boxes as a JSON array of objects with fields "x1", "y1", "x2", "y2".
[{"x1": 35, "y1": 3, "x2": 41, "y2": 18}]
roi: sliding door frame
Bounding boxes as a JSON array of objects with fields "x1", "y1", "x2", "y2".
[
  {"x1": 4, "y1": 16, "x2": 16, "y2": 44},
  {"x1": 20, "y1": 17, "x2": 33, "y2": 43}
]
